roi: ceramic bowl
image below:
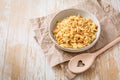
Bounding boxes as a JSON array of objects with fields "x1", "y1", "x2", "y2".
[{"x1": 49, "y1": 8, "x2": 101, "y2": 52}]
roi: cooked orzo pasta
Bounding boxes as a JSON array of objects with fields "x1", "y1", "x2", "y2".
[{"x1": 53, "y1": 15, "x2": 98, "y2": 49}]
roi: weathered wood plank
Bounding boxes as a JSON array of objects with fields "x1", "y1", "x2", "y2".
[{"x1": 0, "y1": 0, "x2": 12, "y2": 79}]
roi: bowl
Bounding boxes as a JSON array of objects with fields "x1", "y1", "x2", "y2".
[{"x1": 49, "y1": 8, "x2": 101, "y2": 52}]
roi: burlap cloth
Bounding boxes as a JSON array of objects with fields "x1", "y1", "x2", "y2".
[{"x1": 30, "y1": 0, "x2": 120, "y2": 79}]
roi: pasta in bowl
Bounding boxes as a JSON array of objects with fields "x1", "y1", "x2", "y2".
[{"x1": 49, "y1": 9, "x2": 100, "y2": 52}]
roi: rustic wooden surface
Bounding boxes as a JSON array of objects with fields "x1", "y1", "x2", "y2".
[{"x1": 0, "y1": 0, "x2": 120, "y2": 80}]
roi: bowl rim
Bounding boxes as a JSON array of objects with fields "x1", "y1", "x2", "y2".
[{"x1": 49, "y1": 8, "x2": 101, "y2": 52}]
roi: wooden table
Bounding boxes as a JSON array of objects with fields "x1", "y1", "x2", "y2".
[{"x1": 0, "y1": 0, "x2": 120, "y2": 80}]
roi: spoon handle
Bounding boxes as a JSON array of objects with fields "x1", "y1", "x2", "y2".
[{"x1": 95, "y1": 37, "x2": 120, "y2": 56}]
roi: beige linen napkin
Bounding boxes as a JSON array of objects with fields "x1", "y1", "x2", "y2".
[{"x1": 30, "y1": 0, "x2": 120, "y2": 79}]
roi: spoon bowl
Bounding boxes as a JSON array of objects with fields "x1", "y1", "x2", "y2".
[{"x1": 68, "y1": 53, "x2": 96, "y2": 73}]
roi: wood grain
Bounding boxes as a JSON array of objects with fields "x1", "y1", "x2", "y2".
[{"x1": 0, "y1": 0, "x2": 120, "y2": 80}]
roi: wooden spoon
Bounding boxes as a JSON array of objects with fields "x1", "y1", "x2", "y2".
[{"x1": 68, "y1": 37, "x2": 120, "y2": 74}]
